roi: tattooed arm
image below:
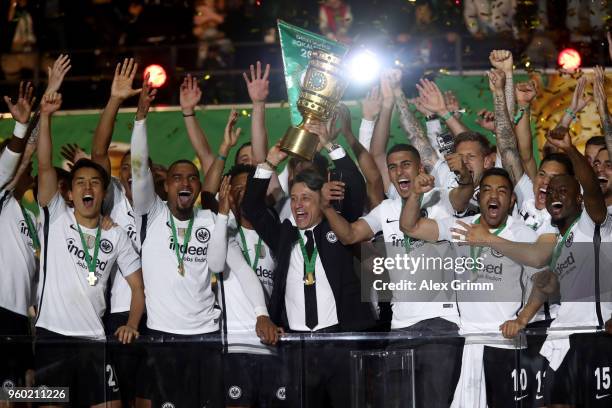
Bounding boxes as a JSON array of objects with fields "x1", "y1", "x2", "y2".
[
  {"x1": 393, "y1": 79, "x2": 437, "y2": 172},
  {"x1": 489, "y1": 69, "x2": 523, "y2": 185},
  {"x1": 490, "y1": 50, "x2": 515, "y2": 118}
]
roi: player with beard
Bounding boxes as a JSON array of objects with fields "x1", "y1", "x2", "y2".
[
  {"x1": 322, "y1": 143, "x2": 465, "y2": 407},
  {"x1": 497, "y1": 127, "x2": 612, "y2": 407},
  {"x1": 0, "y1": 82, "x2": 37, "y2": 395},
  {"x1": 401, "y1": 167, "x2": 541, "y2": 407},
  {"x1": 130, "y1": 79, "x2": 270, "y2": 408},
  {"x1": 593, "y1": 147, "x2": 612, "y2": 214},
  {"x1": 34, "y1": 92, "x2": 145, "y2": 407}
]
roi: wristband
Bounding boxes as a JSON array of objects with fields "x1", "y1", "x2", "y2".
[
  {"x1": 326, "y1": 143, "x2": 341, "y2": 153},
  {"x1": 13, "y1": 121, "x2": 28, "y2": 139},
  {"x1": 182, "y1": 112, "x2": 195, "y2": 118},
  {"x1": 564, "y1": 108, "x2": 577, "y2": 121},
  {"x1": 441, "y1": 111, "x2": 453, "y2": 121},
  {"x1": 217, "y1": 154, "x2": 227, "y2": 161},
  {"x1": 264, "y1": 159, "x2": 278, "y2": 171},
  {"x1": 513, "y1": 106, "x2": 528, "y2": 125}
]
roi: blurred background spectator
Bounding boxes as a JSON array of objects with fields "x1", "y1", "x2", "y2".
[{"x1": 319, "y1": 0, "x2": 353, "y2": 44}]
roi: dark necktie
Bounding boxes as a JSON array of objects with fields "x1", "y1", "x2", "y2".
[{"x1": 304, "y1": 230, "x2": 318, "y2": 330}]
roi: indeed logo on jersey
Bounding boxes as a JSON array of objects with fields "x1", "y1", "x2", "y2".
[
  {"x1": 125, "y1": 224, "x2": 137, "y2": 242},
  {"x1": 255, "y1": 265, "x2": 274, "y2": 280},
  {"x1": 19, "y1": 220, "x2": 33, "y2": 241},
  {"x1": 66, "y1": 237, "x2": 109, "y2": 272},
  {"x1": 168, "y1": 237, "x2": 208, "y2": 256},
  {"x1": 554, "y1": 252, "x2": 575, "y2": 280}
]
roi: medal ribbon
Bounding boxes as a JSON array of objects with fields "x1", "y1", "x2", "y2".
[
  {"x1": 169, "y1": 215, "x2": 195, "y2": 273},
  {"x1": 20, "y1": 204, "x2": 40, "y2": 251},
  {"x1": 238, "y1": 227, "x2": 263, "y2": 271},
  {"x1": 469, "y1": 216, "x2": 506, "y2": 273},
  {"x1": 76, "y1": 223, "x2": 102, "y2": 273},
  {"x1": 298, "y1": 232, "x2": 318, "y2": 283},
  {"x1": 549, "y1": 215, "x2": 580, "y2": 270}
]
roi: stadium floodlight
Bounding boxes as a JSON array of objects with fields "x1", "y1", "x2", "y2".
[
  {"x1": 144, "y1": 64, "x2": 168, "y2": 88},
  {"x1": 347, "y1": 50, "x2": 381, "y2": 84},
  {"x1": 558, "y1": 48, "x2": 581, "y2": 71}
]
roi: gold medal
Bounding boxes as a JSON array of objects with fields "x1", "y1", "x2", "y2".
[
  {"x1": 304, "y1": 272, "x2": 315, "y2": 286},
  {"x1": 178, "y1": 262, "x2": 185, "y2": 276},
  {"x1": 211, "y1": 274, "x2": 217, "y2": 285},
  {"x1": 35, "y1": 248, "x2": 40, "y2": 259}
]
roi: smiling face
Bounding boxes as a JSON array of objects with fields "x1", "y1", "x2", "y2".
[
  {"x1": 593, "y1": 149, "x2": 612, "y2": 195},
  {"x1": 290, "y1": 182, "x2": 323, "y2": 230},
  {"x1": 478, "y1": 175, "x2": 515, "y2": 228},
  {"x1": 533, "y1": 160, "x2": 568, "y2": 210},
  {"x1": 585, "y1": 143, "x2": 603, "y2": 167},
  {"x1": 546, "y1": 175, "x2": 582, "y2": 225},
  {"x1": 69, "y1": 167, "x2": 106, "y2": 220},
  {"x1": 455, "y1": 141, "x2": 493, "y2": 185},
  {"x1": 165, "y1": 162, "x2": 201, "y2": 216},
  {"x1": 387, "y1": 150, "x2": 421, "y2": 199}
]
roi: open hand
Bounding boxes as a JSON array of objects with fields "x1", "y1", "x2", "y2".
[
  {"x1": 569, "y1": 75, "x2": 592, "y2": 114},
  {"x1": 361, "y1": 86, "x2": 382, "y2": 120},
  {"x1": 243, "y1": 61, "x2": 270, "y2": 104},
  {"x1": 111, "y1": 58, "x2": 141, "y2": 101},
  {"x1": 179, "y1": 74, "x2": 202, "y2": 115},
  {"x1": 46, "y1": 54, "x2": 71, "y2": 95},
  {"x1": 135, "y1": 73, "x2": 157, "y2": 120},
  {"x1": 4, "y1": 81, "x2": 36, "y2": 124},
  {"x1": 218, "y1": 175, "x2": 232, "y2": 215},
  {"x1": 450, "y1": 220, "x2": 493, "y2": 245},
  {"x1": 220, "y1": 109, "x2": 241, "y2": 153},
  {"x1": 416, "y1": 78, "x2": 447, "y2": 115}
]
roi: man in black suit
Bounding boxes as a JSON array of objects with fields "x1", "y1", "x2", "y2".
[{"x1": 242, "y1": 138, "x2": 375, "y2": 407}]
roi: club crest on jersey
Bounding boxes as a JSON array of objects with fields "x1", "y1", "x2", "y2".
[
  {"x1": 66, "y1": 238, "x2": 108, "y2": 271},
  {"x1": 276, "y1": 387, "x2": 286, "y2": 400},
  {"x1": 326, "y1": 231, "x2": 338, "y2": 243},
  {"x1": 195, "y1": 227, "x2": 210, "y2": 243},
  {"x1": 490, "y1": 248, "x2": 504, "y2": 258},
  {"x1": 100, "y1": 239, "x2": 114, "y2": 254},
  {"x1": 228, "y1": 386, "x2": 242, "y2": 399},
  {"x1": 565, "y1": 232, "x2": 574, "y2": 248}
]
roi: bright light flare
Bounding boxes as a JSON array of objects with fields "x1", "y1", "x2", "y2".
[
  {"x1": 144, "y1": 64, "x2": 167, "y2": 88},
  {"x1": 558, "y1": 48, "x2": 581, "y2": 71},
  {"x1": 347, "y1": 50, "x2": 380, "y2": 84}
]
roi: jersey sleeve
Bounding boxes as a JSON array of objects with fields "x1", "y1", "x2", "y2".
[
  {"x1": 0, "y1": 147, "x2": 21, "y2": 189},
  {"x1": 208, "y1": 213, "x2": 228, "y2": 274},
  {"x1": 116, "y1": 228, "x2": 141, "y2": 277},
  {"x1": 131, "y1": 119, "x2": 164, "y2": 222},
  {"x1": 514, "y1": 173, "x2": 533, "y2": 210},
  {"x1": 360, "y1": 201, "x2": 384, "y2": 235},
  {"x1": 431, "y1": 158, "x2": 452, "y2": 188},
  {"x1": 40, "y1": 191, "x2": 68, "y2": 224}
]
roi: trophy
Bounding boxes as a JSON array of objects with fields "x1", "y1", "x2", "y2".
[{"x1": 280, "y1": 49, "x2": 348, "y2": 161}]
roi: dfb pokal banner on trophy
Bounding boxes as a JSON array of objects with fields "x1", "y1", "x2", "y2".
[{"x1": 277, "y1": 20, "x2": 349, "y2": 126}]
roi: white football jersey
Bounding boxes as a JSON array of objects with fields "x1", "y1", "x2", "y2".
[
  {"x1": 35, "y1": 193, "x2": 140, "y2": 339},
  {"x1": 0, "y1": 189, "x2": 38, "y2": 316},
  {"x1": 139, "y1": 195, "x2": 220, "y2": 335},
  {"x1": 361, "y1": 188, "x2": 459, "y2": 328}
]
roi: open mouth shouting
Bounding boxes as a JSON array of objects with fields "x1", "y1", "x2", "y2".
[
  {"x1": 397, "y1": 178, "x2": 411, "y2": 192},
  {"x1": 295, "y1": 208, "x2": 307, "y2": 225},
  {"x1": 537, "y1": 187, "x2": 547, "y2": 204},
  {"x1": 598, "y1": 176, "x2": 608, "y2": 190},
  {"x1": 177, "y1": 190, "x2": 193, "y2": 207},
  {"x1": 549, "y1": 200, "x2": 564, "y2": 217},
  {"x1": 82, "y1": 194, "x2": 94, "y2": 209},
  {"x1": 486, "y1": 199, "x2": 501, "y2": 219}
]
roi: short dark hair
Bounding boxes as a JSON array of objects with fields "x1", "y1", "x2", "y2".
[
  {"x1": 288, "y1": 152, "x2": 328, "y2": 178},
  {"x1": 70, "y1": 159, "x2": 110, "y2": 189},
  {"x1": 540, "y1": 153, "x2": 574, "y2": 176},
  {"x1": 55, "y1": 166, "x2": 71, "y2": 183},
  {"x1": 293, "y1": 168, "x2": 325, "y2": 192},
  {"x1": 585, "y1": 136, "x2": 606, "y2": 148},
  {"x1": 386, "y1": 143, "x2": 421, "y2": 162},
  {"x1": 234, "y1": 142, "x2": 252, "y2": 163},
  {"x1": 455, "y1": 131, "x2": 492, "y2": 155},
  {"x1": 480, "y1": 167, "x2": 514, "y2": 191},
  {"x1": 227, "y1": 163, "x2": 255, "y2": 178},
  {"x1": 168, "y1": 159, "x2": 200, "y2": 177}
]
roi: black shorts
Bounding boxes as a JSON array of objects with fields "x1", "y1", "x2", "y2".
[
  {"x1": 104, "y1": 312, "x2": 147, "y2": 405},
  {"x1": 387, "y1": 318, "x2": 464, "y2": 408},
  {"x1": 546, "y1": 332, "x2": 612, "y2": 407},
  {"x1": 524, "y1": 319, "x2": 553, "y2": 407},
  {"x1": 34, "y1": 327, "x2": 120, "y2": 406},
  {"x1": 223, "y1": 353, "x2": 289, "y2": 407},
  {"x1": 0, "y1": 307, "x2": 32, "y2": 391},
  {"x1": 483, "y1": 346, "x2": 539, "y2": 408},
  {"x1": 137, "y1": 329, "x2": 223, "y2": 408}
]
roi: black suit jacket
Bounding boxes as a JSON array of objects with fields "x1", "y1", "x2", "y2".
[{"x1": 242, "y1": 155, "x2": 375, "y2": 332}]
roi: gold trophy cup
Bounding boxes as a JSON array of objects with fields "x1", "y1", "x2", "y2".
[{"x1": 280, "y1": 50, "x2": 348, "y2": 161}]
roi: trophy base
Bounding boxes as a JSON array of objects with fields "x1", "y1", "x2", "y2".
[{"x1": 280, "y1": 126, "x2": 319, "y2": 161}]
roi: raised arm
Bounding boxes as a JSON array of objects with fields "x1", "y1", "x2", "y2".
[
  {"x1": 36, "y1": 93, "x2": 63, "y2": 207},
  {"x1": 243, "y1": 61, "x2": 270, "y2": 163},
  {"x1": 44, "y1": 55, "x2": 71, "y2": 96},
  {"x1": 370, "y1": 71, "x2": 395, "y2": 190},
  {"x1": 1, "y1": 81, "x2": 36, "y2": 188},
  {"x1": 546, "y1": 130, "x2": 608, "y2": 224},
  {"x1": 130, "y1": 78, "x2": 158, "y2": 215},
  {"x1": 593, "y1": 66, "x2": 612, "y2": 156},
  {"x1": 202, "y1": 110, "x2": 241, "y2": 195},
  {"x1": 91, "y1": 58, "x2": 141, "y2": 174},
  {"x1": 208, "y1": 176, "x2": 232, "y2": 273},
  {"x1": 399, "y1": 174, "x2": 440, "y2": 242},
  {"x1": 489, "y1": 69, "x2": 524, "y2": 185},
  {"x1": 555, "y1": 76, "x2": 591, "y2": 131},
  {"x1": 489, "y1": 50, "x2": 515, "y2": 118},
  {"x1": 514, "y1": 81, "x2": 538, "y2": 180},
  {"x1": 418, "y1": 78, "x2": 468, "y2": 137},
  {"x1": 358, "y1": 86, "x2": 382, "y2": 150},
  {"x1": 180, "y1": 74, "x2": 214, "y2": 172}
]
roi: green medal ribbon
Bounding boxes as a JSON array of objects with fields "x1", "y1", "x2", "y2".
[
  {"x1": 298, "y1": 232, "x2": 318, "y2": 285},
  {"x1": 549, "y1": 215, "x2": 580, "y2": 270},
  {"x1": 401, "y1": 195, "x2": 423, "y2": 254},
  {"x1": 76, "y1": 222, "x2": 102, "y2": 285},
  {"x1": 169, "y1": 215, "x2": 195, "y2": 276},
  {"x1": 238, "y1": 227, "x2": 263, "y2": 271},
  {"x1": 469, "y1": 216, "x2": 506, "y2": 275},
  {"x1": 19, "y1": 205, "x2": 40, "y2": 253}
]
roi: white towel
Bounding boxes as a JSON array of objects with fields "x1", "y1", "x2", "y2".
[
  {"x1": 539, "y1": 337, "x2": 571, "y2": 371},
  {"x1": 451, "y1": 343, "x2": 488, "y2": 408}
]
